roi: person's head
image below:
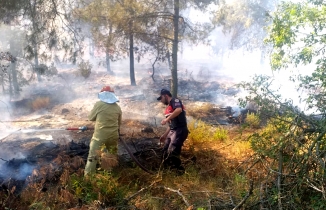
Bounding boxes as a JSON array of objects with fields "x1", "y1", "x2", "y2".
[
  {"x1": 98, "y1": 85, "x2": 119, "y2": 104},
  {"x1": 157, "y1": 89, "x2": 172, "y2": 105},
  {"x1": 100, "y1": 85, "x2": 114, "y2": 93}
]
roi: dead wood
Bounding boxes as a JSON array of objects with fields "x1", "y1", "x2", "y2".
[
  {"x1": 126, "y1": 184, "x2": 190, "y2": 207},
  {"x1": 232, "y1": 181, "x2": 253, "y2": 210}
]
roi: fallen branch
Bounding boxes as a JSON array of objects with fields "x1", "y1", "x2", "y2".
[
  {"x1": 306, "y1": 178, "x2": 324, "y2": 193},
  {"x1": 158, "y1": 186, "x2": 190, "y2": 207},
  {"x1": 183, "y1": 190, "x2": 230, "y2": 195},
  {"x1": 126, "y1": 186, "x2": 150, "y2": 201},
  {"x1": 126, "y1": 180, "x2": 161, "y2": 201},
  {"x1": 126, "y1": 184, "x2": 190, "y2": 207},
  {"x1": 242, "y1": 157, "x2": 260, "y2": 174},
  {"x1": 229, "y1": 194, "x2": 235, "y2": 206},
  {"x1": 216, "y1": 143, "x2": 233, "y2": 151},
  {"x1": 232, "y1": 181, "x2": 253, "y2": 210}
]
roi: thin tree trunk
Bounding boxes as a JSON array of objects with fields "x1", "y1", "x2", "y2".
[
  {"x1": 106, "y1": 24, "x2": 113, "y2": 74},
  {"x1": 278, "y1": 148, "x2": 283, "y2": 210},
  {"x1": 34, "y1": 45, "x2": 41, "y2": 82},
  {"x1": 106, "y1": 51, "x2": 112, "y2": 73},
  {"x1": 167, "y1": 50, "x2": 171, "y2": 69},
  {"x1": 151, "y1": 56, "x2": 158, "y2": 82},
  {"x1": 9, "y1": 37, "x2": 19, "y2": 97},
  {"x1": 8, "y1": 67, "x2": 13, "y2": 98},
  {"x1": 72, "y1": 39, "x2": 78, "y2": 65},
  {"x1": 1, "y1": 74, "x2": 4, "y2": 93},
  {"x1": 10, "y1": 60, "x2": 19, "y2": 97},
  {"x1": 89, "y1": 38, "x2": 94, "y2": 57},
  {"x1": 129, "y1": 21, "x2": 136, "y2": 86},
  {"x1": 171, "y1": 0, "x2": 179, "y2": 97},
  {"x1": 31, "y1": 0, "x2": 41, "y2": 82}
]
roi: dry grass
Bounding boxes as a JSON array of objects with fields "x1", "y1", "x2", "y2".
[
  {"x1": 122, "y1": 121, "x2": 257, "y2": 209},
  {"x1": 186, "y1": 102, "x2": 221, "y2": 118},
  {"x1": 31, "y1": 96, "x2": 50, "y2": 110},
  {"x1": 100, "y1": 153, "x2": 119, "y2": 170}
]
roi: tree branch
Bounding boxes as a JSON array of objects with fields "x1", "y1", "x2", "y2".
[
  {"x1": 158, "y1": 186, "x2": 190, "y2": 207},
  {"x1": 232, "y1": 181, "x2": 253, "y2": 210},
  {"x1": 126, "y1": 184, "x2": 190, "y2": 207}
]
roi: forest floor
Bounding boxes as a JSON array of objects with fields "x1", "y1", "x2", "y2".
[{"x1": 0, "y1": 67, "x2": 257, "y2": 209}]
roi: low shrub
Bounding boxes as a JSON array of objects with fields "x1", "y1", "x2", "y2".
[
  {"x1": 44, "y1": 63, "x2": 58, "y2": 76},
  {"x1": 77, "y1": 60, "x2": 92, "y2": 79},
  {"x1": 245, "y1": 113, "x2": 260, "y2": 128},
  {"x1": 213, "y1": 127, "x2": 228, "y2": 141}
]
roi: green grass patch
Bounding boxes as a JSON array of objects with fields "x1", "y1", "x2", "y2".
[
  {"x1": 188, "y1": 120, "x2": 228, "y2": 144},
  {"x1": 69, "y1": 171, "x2": 128, "y2": 206}
]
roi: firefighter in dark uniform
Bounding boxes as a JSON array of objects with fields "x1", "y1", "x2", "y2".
[{"x1": 157, "y1": 89, "x2": 188, "y2": 171}]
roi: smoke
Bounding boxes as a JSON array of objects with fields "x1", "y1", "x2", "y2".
[
  {"x1": 0, "y1": 150, "x2": 35, "y2": 181},
  {"x1": 0, "y1": 162, "x2": 35, "y2": 181}
]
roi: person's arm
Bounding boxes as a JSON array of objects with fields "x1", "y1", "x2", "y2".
[
  {"x1": 161, "y1": 107, "x2": 182, "y2": 125},
  {"x1": 117, "y1": 106, "x2": 122, "y2": 126},
  {"x1": 118, "y1": 110, "x2": 122, "y2": 134},
  {"x1": 88, "y1": 103, "x2": 98, "y2": 121},
  {"x1": 159, "y1": 126, "x2": 170, "y2": 143},
  {"x1": 118, "y1": 113, "x2": 122, "y2": 127}
]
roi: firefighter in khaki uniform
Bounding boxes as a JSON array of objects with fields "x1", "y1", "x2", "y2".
[{"x1": 84, "y1": 86, "x2": 122, "y2": 176}]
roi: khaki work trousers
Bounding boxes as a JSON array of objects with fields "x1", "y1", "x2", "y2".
[{"x1": 84, "y1": 137, "x2": 117, "y2": 176}]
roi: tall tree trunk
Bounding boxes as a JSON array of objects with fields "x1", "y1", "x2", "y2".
[
  {"x1": 167, "y1": 50, "x2": 171, "y2": 70},
  {"x1": 31, "y1": 1, "x2": 41, "y2": 82},
  {"x1": 278, "y1": 147, "x2": 283, "y2": 210},
  {"x1": 1, "y1": 76, "x2": 4, "y2": 93},
  {"x1": 106, "y1": 51, "x2": 112, "y2": 73},
  {"x1": 72, "y1": 39, "x2": 78, "y2": 65},
  {"x1": 129, "y1": 21, "x2": 136, "y2": 86},
  {"x1": 89, "y1": 38, "x2": 94, "y2": 57},
  {"x1": 8, "y1": 66, "x2": 13, "y2": 98},
  {"x1": 34, "y1": 44, "x2": 41, "y2": 82},
  {"x1": 10, "y1": 38, "x2": 19, "y2": 97},
  {"x1": 10, "y1": 60, "x2": 19, "y2": 97},
  {"x1": 171, "y1": 0, "x2": 179, "y2": 97},
  {"x1": 106, "y1": 24, "x2": 113, "y2": 74},
  {"x1": 151, "y1": 55, "x2": 159, "y2": 82}
]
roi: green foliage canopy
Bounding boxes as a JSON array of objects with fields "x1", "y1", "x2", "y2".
[
  {"x1": 213, "y1": 0, "x2": 278, "y2": 54},
  {"x1": 266, "y1": 0, "x2": 326, "y2": 113},
  {"x1": 267, "y1": 0, "x2": 326, "y2": 70}
]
